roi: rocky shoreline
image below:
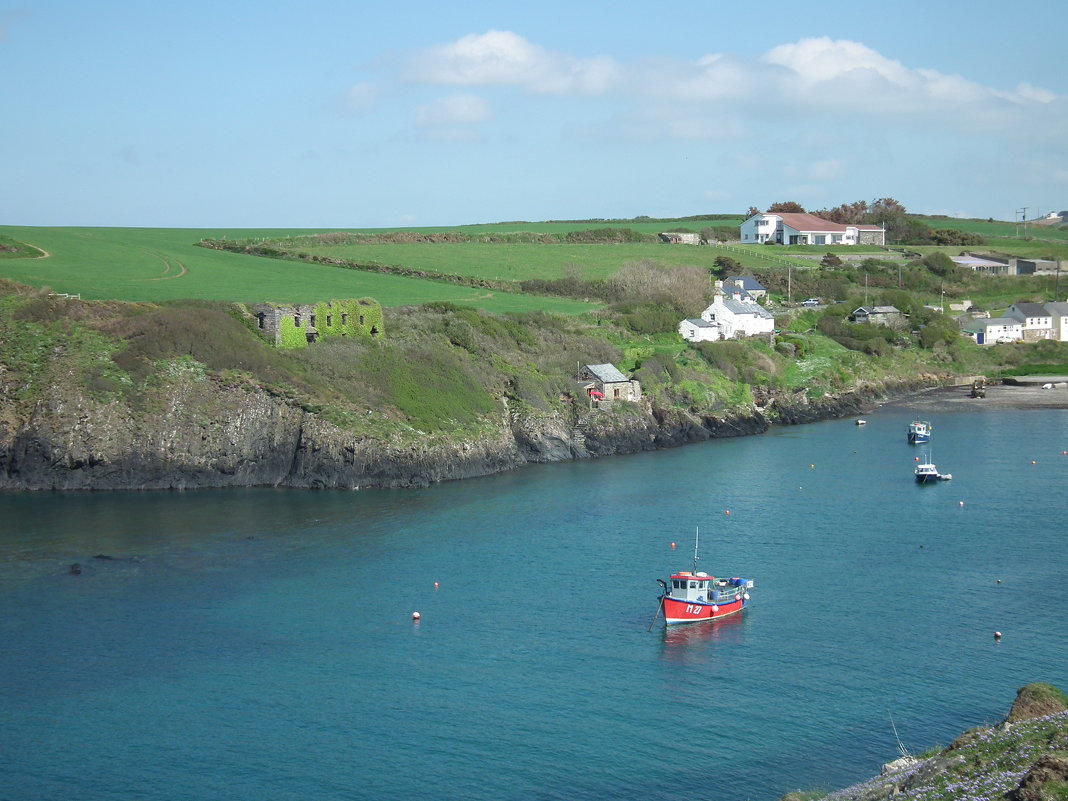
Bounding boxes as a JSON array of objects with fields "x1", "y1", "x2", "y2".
[{"x1": 0, "y1": 374, "x2": 948, "y2": 492}]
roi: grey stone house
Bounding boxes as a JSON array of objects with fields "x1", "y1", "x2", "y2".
[
  {"x1": 851, "y1": 305, "x2": 905, "y2": 328},
  {"x1": 577, "y1": 363, "x2": 642, "y2": 403}
]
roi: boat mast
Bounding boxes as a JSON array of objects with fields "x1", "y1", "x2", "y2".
[{"x1": 693, "y1": 526, "x2": 700, "y2": 573}]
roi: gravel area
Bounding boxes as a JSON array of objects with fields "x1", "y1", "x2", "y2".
[{"x1": 883, "y1": 381, "x2": 1068, "y2": 412}]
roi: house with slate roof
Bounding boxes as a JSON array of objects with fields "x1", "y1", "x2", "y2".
[
  {"x1": 681, "y1": 291, "x2": 775, "y2": 342},
  {"x1": 1044, "y1": 301, "x2": 1068, "y2": 341},
  {"x1": 577, "y1": 363, "x2": 642, "y2": 403},
  {"x1": 851, "y1": 305, "x2": 904, "y2": 328},
  {"x1": 960, "y1": 317, "x2": 1023, "y2": 346},
  {"x1": 740, "y1": 212, "x2": 885, "y2": 246},
  {"x1": 1006, "y1": 302, "x2": 1053, "y2": 341},
  {"x1": 678, "y1": 317, "x2": 720, "y2": 342}
]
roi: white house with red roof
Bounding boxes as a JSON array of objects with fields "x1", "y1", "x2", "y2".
[{"x1": 740, "y1": 212, "x2": 885, "y2": 246}]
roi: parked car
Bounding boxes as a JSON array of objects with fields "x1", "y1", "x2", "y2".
[{"x1": 802, "y1": 298, "x2": 821, "y2": 307}]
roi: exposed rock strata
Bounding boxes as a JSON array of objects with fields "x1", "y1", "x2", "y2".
[{"x1": 0, "y1": 374, "x2": 938, "y2": 491}]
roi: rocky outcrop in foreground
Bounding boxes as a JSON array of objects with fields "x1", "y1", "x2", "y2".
[
  {"x1": 0, "y1": 373, "x2": 934, "y2": 491},
  {"x1": 783, "y1": 684, "x2": 1068, "y2": 801}
]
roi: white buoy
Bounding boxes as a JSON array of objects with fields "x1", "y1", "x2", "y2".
[
  {"x1": 994, "y1": 631, "x2": 1002, "y2": 640},
  {"x1": 412, "y1": 611, "x2": 421, "y2": 620}
]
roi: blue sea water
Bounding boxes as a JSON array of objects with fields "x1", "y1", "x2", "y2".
[{"x1": 1, "y1": 400, "x2": 1066, "y2": 801}]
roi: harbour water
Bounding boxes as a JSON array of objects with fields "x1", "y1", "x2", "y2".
[{"x1": 2, "y1": 399, "x2": 1066, "y2": 800}]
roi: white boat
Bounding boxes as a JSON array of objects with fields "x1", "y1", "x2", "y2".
[{"x1": 915, "y1": 452, "x2": 951, "y2": 484}]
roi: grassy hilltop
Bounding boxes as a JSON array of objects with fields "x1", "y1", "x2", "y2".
[{"x1": 3, "y1": 213, "x2": 1068, "y2": 439}]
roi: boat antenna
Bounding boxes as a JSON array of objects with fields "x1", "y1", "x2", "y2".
[{"x1": 693, "y1": 526, "x2": 700, "y2": 573}]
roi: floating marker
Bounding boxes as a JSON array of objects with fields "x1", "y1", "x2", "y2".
[
  {"x1": 1031, "y1": 460, "x2": 1036, "y2": 465},
  {"x1": 670, "y1": 542, "x2": 676, "y2": 549},
  {"x1": 433, "y1": 581, "x2": 439, "y2": 589},
  {"x1": 997, "y1": 579, "x2": 1002, "y2": 584},
  {"x1": 959, "y1": 501, "x2": 964, "y2": 507},
  {"x1": 412, "y1": 611, "x2": 421, "y2": 620},
  {"x1": 810, "y1": 464, "x2": 814, "y2": 469},
  {"x1": 914, "y1": 456, "x2": 920, "y2": 462},
  {"x1": 994, "y1": 631, "x2": 1002, "y2": 640},
  {"x1": 724, "y1": 510, "x2": 730, "y2": 516}
]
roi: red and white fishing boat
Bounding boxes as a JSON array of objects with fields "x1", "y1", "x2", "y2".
[{"x1": 655, "y1": 529, "x2": 753, "y2": 625}]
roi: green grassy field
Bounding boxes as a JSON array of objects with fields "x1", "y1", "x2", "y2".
[
  {"x1": 0, "y1": 226, "x2": 599, "y2": 314},
  {"x1": 4, "y1": 215, "x2": 1064, "y2": 316},
  {"x1": 259, "y1": 240, "x2": 720, "y2": 282}
]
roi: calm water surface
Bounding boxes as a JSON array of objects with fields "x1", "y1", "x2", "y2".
[{"x1": 2, "y1": 400, "x2": 1066, "y2": 800}]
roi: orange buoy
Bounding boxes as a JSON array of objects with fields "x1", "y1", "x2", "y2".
[
  {"x1": 670, "y1": 542, "x2": 676, "y2": 549},
  {"x1": 412, "y1": 611, "x2": 421, "y2": 620},
  {"x1": 433, "y1": 581, "x2": 439, "y2": 589}
]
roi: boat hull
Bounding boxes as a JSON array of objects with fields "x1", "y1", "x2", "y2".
[
  {"x1": 662, "y1": 594, "x2": 748, "y2": 625},
  {"x1": 907, "y1": 432, "x2": 930, "y2": 444}
]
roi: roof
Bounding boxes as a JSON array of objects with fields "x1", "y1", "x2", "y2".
[
  {"x1": 1044, "y1": 302, "x2": 1068, "y2": 316},
  {"x1": 1010, "y1": 302, "x2": 1051, "y2": 318},
  {"x1": 682, "y1": 318, "x2": 717, "y2": 328},
  {"x1": 721, "y1": 298, "x2": 774, "y2": 318},
  {"x1": 759, "y1": 212, "x2": 883, "y2": 234},
  {"x1": 961, "y1": 316, "x2": 1022, "y2": 332},
  {"x1": 854, "y1": 305, "x2": 902, "y2": 315},
  {"x1": 584, "y1": 363, "x2": 630, "y2": 383},
  {"x1": 725, "y1": 276, "x2": 766, "y2": 291}
]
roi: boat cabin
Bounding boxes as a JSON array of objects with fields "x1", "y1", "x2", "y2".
[{"x1": 668, "y1": 571, "x2": 747, "y2": 603}]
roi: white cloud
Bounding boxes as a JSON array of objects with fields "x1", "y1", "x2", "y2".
[
  {"x1": 405, "y1": 30, "x2": 621, "y2": 95},
  {"x1": 764, "y1": 37, "x2": 913, "y2": 87},
  {"x1": 387, "y1": 32, "x2": 1066, "y2": 146}
]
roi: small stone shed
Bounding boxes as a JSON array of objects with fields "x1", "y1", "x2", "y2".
[
  {"x1": 578, "y1": 363, "x2": 642, "y2": 403},
  {"x1": 250, "y1": 298, "x2": 382, "y2": 348}
]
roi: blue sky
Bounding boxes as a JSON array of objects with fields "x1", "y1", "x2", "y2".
[{"x1": 2, "y1": 0, "x2": 1065, "y2": 228}]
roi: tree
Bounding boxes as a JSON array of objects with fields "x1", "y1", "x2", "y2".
[
  {"x1": 821, "y1": 253, "x2": 844, "y2": 269},
  {"x1": 745, "y1": 206, "x2": 761, "y2": 218},
  {"x1": 767, "y1": 201, "x2": 805, "y2": 213},
  {"x1": 712, "y1": 255, "x2": 742, "y2": 279}
]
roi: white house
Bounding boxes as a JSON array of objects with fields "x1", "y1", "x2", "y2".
[
  {"x1": 1005, "y1": 302, "x2": 1053, "y2": 341},
  {"x1": 692, "y1": 294, "x2": 775, "y2": 340},
  {"x1": 960, "y1": 317, "x2": 1023, "y2": 346},
  {"x1": 739, "y1": 212, "x2": 885, "y2": 246},
  {"x1": 678, "y1": 317, "x2": 721, "y2": 342},
  {"x1": 1044, "y1": 301, "x2": 1068, "y2": 341}
]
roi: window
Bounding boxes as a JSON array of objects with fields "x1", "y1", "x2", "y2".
[
  {"x1": 310, "y1": 314, "x2": 316, "y2": 327},
  {"x1": 341, "y1": 312, "x2": 348, "y2": 325},
  {"x1": 294, "y1": 314, "x2": 301, "y2": 327},
  {"x1": 359, "y1": 314, "x2": 365, "y2": 325},
  {"x1": 326, "y1": 314, "x2": 333, "y2": 327}
]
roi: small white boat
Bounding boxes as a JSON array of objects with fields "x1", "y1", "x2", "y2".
[
  {"x1": 855, "y1": 419, "x2": 867, "y2": 426},
  {"x1": 915, "y1": 452, "x2": 951, "y2": 484}
]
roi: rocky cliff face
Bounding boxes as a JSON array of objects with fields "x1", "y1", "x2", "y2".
[{"x1": 0, "y1": 372, "x2": 936, "y2": 491}]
